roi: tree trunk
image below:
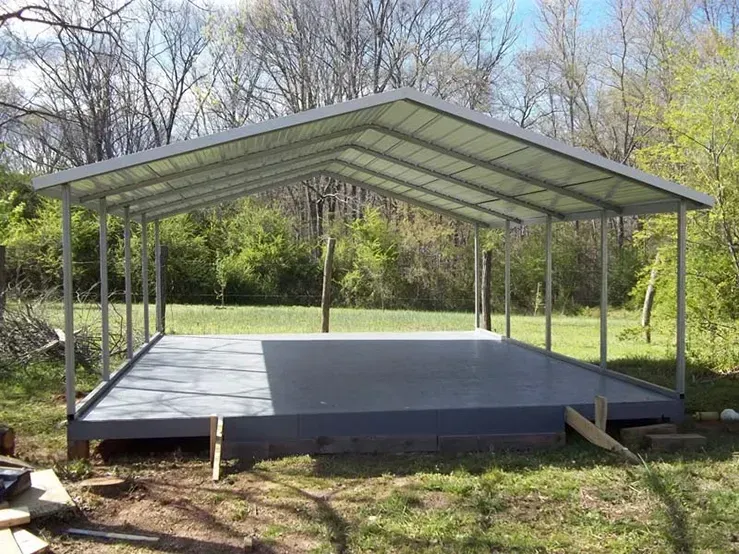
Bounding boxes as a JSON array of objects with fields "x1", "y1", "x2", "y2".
[
  {"x1": 482, "y1": 249, "x2": 492, "y2": 331},
  {"x1": 641, "y1": 254, "x2": 659, "y2": 344},
  {"x1": 321, "y1": 238, "x2": 336, "y2": 333}
]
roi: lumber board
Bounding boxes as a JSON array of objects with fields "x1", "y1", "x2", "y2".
[
  {"x1": 0, "y1": 528, "x2": 22, "y2": 554},
  {"x1": 0, "y1": 506, "x2": 30, "y2": 529},
  {"x1": 594, "y1": 396, "x2": 608, "y2": 431},
  {"x1": 565, "y1": 406, "x2": 639, "y2": 463},
  {"x1": 10, "y1": 470, "x2": 74, "y2": 518},
  {"x1": 209, "y1": 415, "x2": 217, "y2": 464},
  {"x1": 0, "y1": 456, "x2": 33, "y2": 469},
  {"x1": 212, "y1": 416, "x2": 224, "y2": 481},
  {"x1": 12, "y1": 528, "x2": 50, "y2": 554}
]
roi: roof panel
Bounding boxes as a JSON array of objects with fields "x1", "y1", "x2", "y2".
[{"x1": 32, "y1": 88, "x2": 713, "y2": 226}]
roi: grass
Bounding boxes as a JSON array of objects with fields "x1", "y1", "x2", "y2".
[{"x1": 2, "y1": 304, "x2": 739, "y2": 552}]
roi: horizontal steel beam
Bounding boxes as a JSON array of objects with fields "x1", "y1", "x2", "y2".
[
  {"x1": 137, "y1": 166, "x2": 327, "y2": 220},
  {"x1": 348, "y1": 144, "x2": 565, "y2": 220},
  {"x1": 144, "y1": 172, "x2": 324, "y2": 221},
  {"x1": 80, "y1": 125, "x2": 372, "y2": 204},
  {"x1": 367, "y1": 125, "x2": 622, "y2": 213},
  {"x1": 125, "y1": 151, "x2": 341, "y2": 215},
  {"x1": 323, "y1": 171, "x2": 484, "y2": 226},
  {"x1": 333, "y1": 158, "x2": 519, "y2": 224}
]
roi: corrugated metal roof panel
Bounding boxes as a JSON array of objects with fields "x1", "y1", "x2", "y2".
[{"x1": 33, "y1": 88, "x2": 713, "y2": 225}]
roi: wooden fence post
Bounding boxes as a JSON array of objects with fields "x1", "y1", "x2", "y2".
[
  {"x1": 159, "y1": 245, "x2": 168, "y2": 333},
  {"x1": 482, "y1": 249, "x2": 492, "y2": 331},
  {"x1": 321, "y1": 238, "x2": 336, "y2": 333},
  {"x1": 0, "y1": 245, "x2": 5, "y2": 322}
]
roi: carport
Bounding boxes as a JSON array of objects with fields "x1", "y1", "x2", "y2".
[{"x1": 32, "y1": 88, "x2": 713, "y2": 455}]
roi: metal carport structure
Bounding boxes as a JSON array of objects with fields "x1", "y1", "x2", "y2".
[{"x1": 32, "y1": 87, "x2": 713, "y2": 456}]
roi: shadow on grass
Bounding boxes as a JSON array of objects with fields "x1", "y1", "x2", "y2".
[{"x1": 640, "y1": 463, "x2": 694, "y2": 554}]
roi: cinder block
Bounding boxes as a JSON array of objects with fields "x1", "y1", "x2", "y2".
[
  {"x1": 620, "y1": 423, "x2": 677, "y2": 449},
  {"x1": 647, "y1": 433, "x2": 706, "y2": 453}
]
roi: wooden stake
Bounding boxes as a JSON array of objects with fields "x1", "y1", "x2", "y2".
[
  {"x1": 595, "y1": 396, "x2": 608, "y2": 431},
  {"x1": 481, "y1": 249, "x2": 492, "y2": 331},
  {"x1": 565, "y1": 406, "x2": 638, "y2": 463},
  {"x1": 209, "y1": 415, "x2": 217, "y2": 464},
  {"x1": 212, "y1": 416, "x2": 224, "y2": 481},
  {"x1": 321, "y1": 238, "x2": 336, "y2": 333}
]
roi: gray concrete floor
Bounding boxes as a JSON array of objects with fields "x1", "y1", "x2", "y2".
[{"x1": 80, "y1": 331, "x2": 672, "y2": 422}]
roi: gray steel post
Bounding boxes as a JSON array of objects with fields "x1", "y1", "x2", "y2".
[
  {"x1": 99, "y1": 198, "x2": 110, "y2": 380},
  {"x1": 600, "y1": 211, "x2": 608, "y2": 371},
  {"x1": 505, "y1": 220, "x2": 511, "y2": 338},
  {"x1": 123, "y1": 206, "x2": 133, "y2": 359},
  {"x1": 474, "y1": 223, "x2": 480, "y2": 329},
  {"x1": 61, "y1": 184, "x2": 76, "y2": 419},
  {"x1": 545, "y1": 215, "x2": 552, "y2": 351},
  {"x1": 141, "y1": 214, "x2": 149, "y2": 342},
  {"x1": 155, "y1": 220, "x2": 162, "y2": 333},
  {"x1": 676, "y1": 200, "x2": 687, "y2": 395}
]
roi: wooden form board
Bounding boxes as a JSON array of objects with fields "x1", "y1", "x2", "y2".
[
  {"x1": 0, "y1": 507, "x2": 30, "y2": 529},
  {"x1": 0, "y1": 528, "x2": 22, "y2": 554},
  {"x1": 565, "y1": 406, "x2": 639, "y2": 463},
  {"x1": 212, "y1": 416, "x2": 224, "y2": 481},
  {"x1": 595, "y1": 396, "x2": 608, "y2": 431},
  {"x1": 10, "y1": 470, "x2": 74, "y2": 519},
  {"x1": 13, "y1": 529, "x2": 49, "y2": 554}
]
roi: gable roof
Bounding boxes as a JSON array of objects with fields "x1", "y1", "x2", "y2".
[{"x1": 32, "y1": 87, "x2": 713, "y2": 226}]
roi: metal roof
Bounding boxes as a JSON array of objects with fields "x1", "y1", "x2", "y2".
[{"x1": 32, "y1": 88, "x2": 714, "y2": 227}]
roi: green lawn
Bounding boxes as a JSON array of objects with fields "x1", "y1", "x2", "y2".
[{"x1": 2, "y1": 305, "x2": 739, "y2": 553}]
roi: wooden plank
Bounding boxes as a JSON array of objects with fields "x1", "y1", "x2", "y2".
[
  {"x1": 565, "y1": 406, "x2": 639, "y2": 463},
  {"x1": 0, "y1": 456, "x2": 33, "y2": 469},
  {"x1": 212, "y1": 416, "x2": 224, "y2": 481},
  {"x1": 12, "y1": 529, "x2": 50, "y2": 554},
  {"x1": 0, "y1": 528, "x2": 22, "y2": 554},
  {"x1": 620, "y1": 423, "x2": 677, "y2": 449},
  {"x1": 0, "y1": 507, "x2": 30, "y2": 529},
  {"x1": 594, "y1": 396, "x2": 608, "y2": 431},
  {"x1": 10, "y1": 470, "x2": 74, "y2": 519},
  {"x1": 647, "y1": 433, "x2": 706, "y2": 453},
  {"x1": 209, "y1": 415, "x2": 217, "y2": 464},
  {"x1": 66, "y1": 528, "x2": 159, "y2": 542}
]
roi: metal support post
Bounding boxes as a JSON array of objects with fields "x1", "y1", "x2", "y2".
[
  {"x1": 545, "y1": 215, "x2": 552, "y2": 351},
  {"x1": 600, "y1": 211, "x2": 608, "y2": 371},
  {"x1": 99, "y1": 198, "x2": 110, "y2": 380},
  {"x1": 676, "y1": 200, "x2": 687, "y2": 396},
  {"x1": 61, "y1": 184, "x2": 76, "y2": 419},
  {"x1": 124, "y1": 206, "x2": 133, "y2": 359},
  {"x1": 141, "y1": 214, "x2": 149, "y2": 342},
  {"x1": 505, "y1": 220, "x2": 511, "y2": 338}
]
